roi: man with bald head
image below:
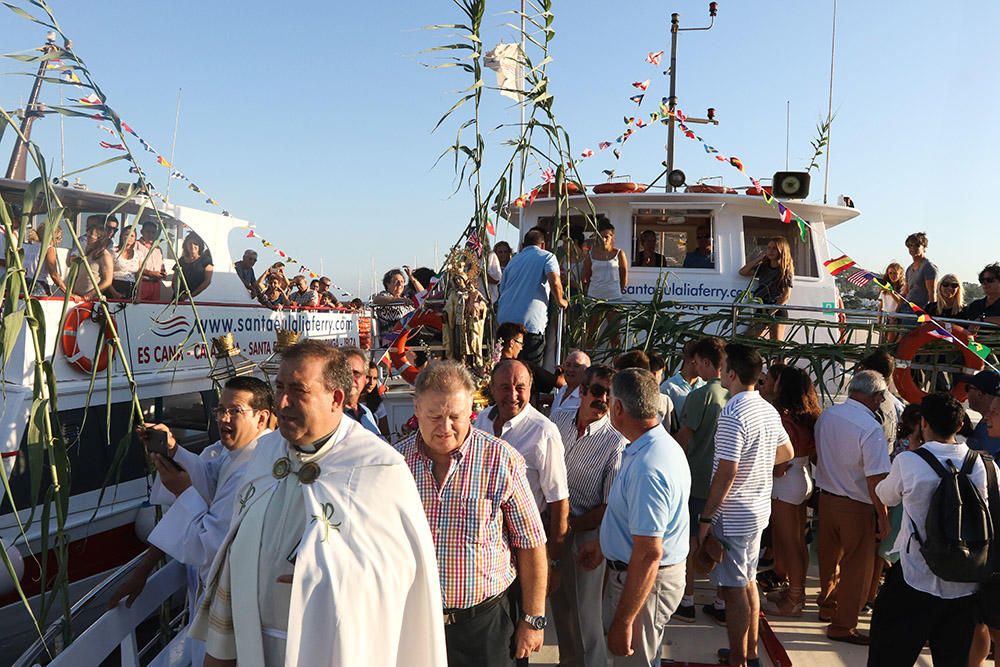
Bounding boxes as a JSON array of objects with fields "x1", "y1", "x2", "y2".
[
  {"x1": 552, "y1": 350, "x2": 591, "y2": 418},
  {"x1": 475, "y1": 359, "x2": 570, "y2": 603},
  {"x1": 397, "y1": 361, "x2": 549, "y2": 665}
]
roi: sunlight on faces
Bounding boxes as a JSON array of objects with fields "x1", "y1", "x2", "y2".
[
  {"x1": 987, "y1": 397, "x2": 1000, "y2": 439},
  {"x1": 364, "y1": 367, "x2": 379, "y2": 394},
  {"x1": 345, "y1": 354, "x2": 367, "y2": 408},
  {"x1": 216, "y1": 388, "x2": 268, "y2": 450},
  {"x1": 274, "y1": 356, "x2": 345, "y2": 445},
  {"x1": 562, "y1": 352, "x2": 590, "y2": 387},
  {"x1": 415, "y1": 387, "x2": 473, "y2": 457},
  {"x1": 387, "y1": 273, "x2": 406, "y2": 297},
  {"x1": 491, "y1": 362, "x2": 532, "y2": 422}
]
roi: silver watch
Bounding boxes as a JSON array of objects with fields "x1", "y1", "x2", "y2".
[{"x1": 522, "y1": 614, "x2": 547, "y2": 630}]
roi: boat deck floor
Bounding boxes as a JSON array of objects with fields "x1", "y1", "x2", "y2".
[{"x1": 530, "y1": 561, "x2": 935, "y2": 666}]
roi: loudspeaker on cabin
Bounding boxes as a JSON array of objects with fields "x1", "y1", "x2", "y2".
[{"x1": 771, "y1": 171, "x2": 810, "y2": 199}]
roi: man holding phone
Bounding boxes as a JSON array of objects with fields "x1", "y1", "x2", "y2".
[{"x1": 110, "y1": 376, "x2": 273, "y2": 667}]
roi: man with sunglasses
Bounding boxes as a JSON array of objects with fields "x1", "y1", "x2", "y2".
[
  {"x1": 110, "y1": 376, "x2": 274, "y2": 667},
  {"x1": 959, "y1": 263, "x2": 1000, "y2": 328},
  {"x1": 682, "y1": 224, "x2": 714, "y2": 269},
  {"x1": 550, "y1": 365, "x2": 626, "y2": 667}
]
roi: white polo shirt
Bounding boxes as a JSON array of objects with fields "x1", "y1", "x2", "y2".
[
  {"x1": 550, "y1": 385, "x2": 581, "y2": 418},
  {"x1": 475, "y1": 403, "x2": 569, "y2": 511},
  {"x1": 877, "y1": 442, "x2": 995, "y2": 598},
  {"x1": 814, "y1": 398, "x2": 891, "y2": 504}
]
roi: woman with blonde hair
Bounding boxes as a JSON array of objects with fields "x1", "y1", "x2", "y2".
[
  {"x1": 925, "y1": 273, "x2": 964, "y2": 318},
  {"x1": 879, "y1": 262, "x2": 906, "y2": 343},
  {"x1": 739, "y1": 236, "x2": 794, "y2": 340}
]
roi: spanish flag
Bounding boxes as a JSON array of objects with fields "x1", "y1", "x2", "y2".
[{"x1": 823, "y1": 255, "x2": 856, "y2": 276}]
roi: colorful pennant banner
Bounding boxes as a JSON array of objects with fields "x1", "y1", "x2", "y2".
[{"x1": 244, "y1": 228, "x2": 351, "y2": 297}]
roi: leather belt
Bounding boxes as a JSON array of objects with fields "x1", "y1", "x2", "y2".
[
  {"x1": 443, "y1": 591, "x2": 506, "y2": 626},
  {"x1": 606, "y1": 559, "x2": 670, "y2": 572}
]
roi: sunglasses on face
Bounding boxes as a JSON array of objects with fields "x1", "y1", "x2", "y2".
[
  {"x1": 983, "y1": 276, "x2": 999, "y2": 285},
  {"x1": 941, "y1": 283, "x2": 959, "y2": 289},
  {"x1": 583, "y1": 384, "x2": 609, "y2": 398}
]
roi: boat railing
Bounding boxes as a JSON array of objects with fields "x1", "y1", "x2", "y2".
[{"x1": 13, "y1": 555, "x2": 188, "y2": 667}]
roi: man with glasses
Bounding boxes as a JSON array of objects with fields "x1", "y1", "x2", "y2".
[
  {"x1": 814, "y1": 370, "x2": 892, "y2": 645},
  {"x1": 136, "y1": 219, "x2": 166, "y2": 301},
  {"x1": 110, "y1": 376, "x2": 274, "y2": 667},
  {"x1": 317, "y1": 276, "x2": 340, "y2": 308},
  {"x1": 103, "y1": 215, "x2": 120, "y2": 249},
  {"x1": 551, "y1": 365, "x2": 626, "y2": 667},
  {"x1": 683, "y1": 225, "x2": 714, "y2": 269},
  {"x1": 959, "y1": 262, "x2": 1000, "y2": 328},
  {"x1": 341, "y1": 346, "x2": 384, "y2": 439},
  {"x1": 191, "y1": 340, "x2": 445, "y2": 666}
]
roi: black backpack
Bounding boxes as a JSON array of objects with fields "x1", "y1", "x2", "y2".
[{"x1": 909, "y1": 448, "x2": 999, "y2": 583}]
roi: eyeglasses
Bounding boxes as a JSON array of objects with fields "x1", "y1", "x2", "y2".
[
  {"x1": 583, "y1": 384, "x2": 609, "y2": 398},
  {"x1": 983, "y1": 276, "x2": 998, "y2": 285},
  {"x1": 511, "y1": 338, "x2": 525, "y2": 346},
  {"x1": 941, "y1": 283, "x2": 959, "y2": 289},
  {"x1": 214, "y1": 406, "x2": 253, "y2": 419}
]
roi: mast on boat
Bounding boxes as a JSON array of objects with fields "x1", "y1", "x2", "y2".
[
  {"x1": 5, "y1": 32, "x2": 66, "y2": 181},
  {"x1": 664, "y1": 3, "x2": 719, "y2": 191}
]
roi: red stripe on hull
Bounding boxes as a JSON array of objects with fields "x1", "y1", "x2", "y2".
[{"x1": 0, "y1": 524, "x2": 145, "y2": 607}]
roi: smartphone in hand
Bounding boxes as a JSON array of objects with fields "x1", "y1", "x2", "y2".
[{"x1": 142, "y1": 428, "x2": 183, "y2": 471}]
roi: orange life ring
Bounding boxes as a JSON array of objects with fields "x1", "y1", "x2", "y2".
[
  {"x1": 685, "y1": 184, "x2": 737, "y2": 194},
  {"x1": 536, "y1": 181, "x2": 584, "y2": 198},
  {"x1": 62, "y1": 303, "x2": 117, "y2": 374},
  {"x1": 892, "y1": 322, "x2": 984, "y2": 405},
  {"x1": 388, "y1": 310, "x2": 443, "y2": 385},
  {"x1": 593, "y1": 182, "x2": 647, "y2": 194}
]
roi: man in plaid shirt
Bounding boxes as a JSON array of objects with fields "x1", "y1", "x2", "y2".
[{"x1": 396, "y1": 361, "x2": 549, "y2": 666}]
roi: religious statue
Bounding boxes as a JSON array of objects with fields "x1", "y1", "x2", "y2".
[{"x1": 441, "y1": 248, "x2": 488, "y2": 368}]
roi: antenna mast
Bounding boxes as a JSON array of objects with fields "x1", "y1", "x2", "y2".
[
  {"x1": 823, "y1": 0, "x2": 838, "y2": 204},
  {"x1": 5, "y1": 32, "x2": 61, "y2": 180}
]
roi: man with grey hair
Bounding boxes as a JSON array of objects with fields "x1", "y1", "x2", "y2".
[
  {"x1": 192, "y1": 340, "x2": 445, "y2": 666},
  {"x1": 551, "y1": 349, "x2": 591, "y2": 418},
  {"x1": 339, "y1": 346, "x2": 383, "y2": 438},
  {"x1": 814, "y1": 368, "x2": 892, "y2": 645},
  {"x1": 396, "y1": 361, "x2": 549, "y2": 666},
  {"x1": 579, "y1": 368, "x2": 690, "y2": 665}
]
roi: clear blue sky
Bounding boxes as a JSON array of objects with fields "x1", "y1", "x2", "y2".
[{"x1": 1, "y1": 1, "x2": 996, "y2": 296}]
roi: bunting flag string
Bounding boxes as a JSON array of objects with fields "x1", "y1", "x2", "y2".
[{"x1": 244, "y1": 228, "x2": 352, "y2": 297}]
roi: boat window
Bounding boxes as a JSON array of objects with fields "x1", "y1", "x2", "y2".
[
  {"x1": 741, "y1": 216, "x2": 819, "y2": 277},
  {"x1": 533, "y1": 214, "x2": 611, "y2": 292},
  {"x1": 631, "y1": 208, "x2": 715, "y2": 269}
]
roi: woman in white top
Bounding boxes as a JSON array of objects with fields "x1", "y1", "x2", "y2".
[
  {"x1": 24, "y1": 221, "x2": 68, "y2": 296},
  {"x1": 110, "y1": 225, "x2": 143, "y2": 299},
  {"x1": 878, "y1": 262, "x2": 905, "y2": 344},
  {"x1": 583, "y1": 220, "x2": 627, "y2": 300}
]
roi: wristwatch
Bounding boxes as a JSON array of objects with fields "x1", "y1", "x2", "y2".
[{"x1": 522, "y1": 614, "x2": 547, "y2": 630}]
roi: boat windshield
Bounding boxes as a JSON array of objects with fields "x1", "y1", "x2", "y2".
[
  {"x1": 632, "y1": 208, "x2": 715, "y2": 269},
  {"x1": 742, "y1": 215, "x2": 819, "y2": 277}
]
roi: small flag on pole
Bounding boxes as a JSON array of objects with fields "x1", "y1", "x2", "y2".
[
  {"x1": 969, "y1": 340, "x2": 992, "y2": 359},
  {"x1": 846, "y1": 270, "x2": 875, "y2": 288},
  {"x1": 823, "y1": 255, "x2": 856, "y2": 276}
]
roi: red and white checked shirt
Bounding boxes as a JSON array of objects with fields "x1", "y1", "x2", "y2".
[{"x1": 395, "y1": 427, "x2": 547, "y2": 610}]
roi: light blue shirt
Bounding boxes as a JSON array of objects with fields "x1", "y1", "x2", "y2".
[
  {"x1": 600, "y1": 425, "x2": 691, "y2": 566},
  {"x1": 661, "y1": 372, "x2": 705, "y2": 423},
  {"x1": 496, "y1": 245, "x2": 560, "y2": 334}
]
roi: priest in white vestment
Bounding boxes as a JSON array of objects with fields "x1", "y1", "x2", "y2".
[
  {"x1": 110, "y1": 376, "x2": 275, "y2": 667},
  {"x1": 191, "y1": 340, "x2": 446, "y2": 667}
]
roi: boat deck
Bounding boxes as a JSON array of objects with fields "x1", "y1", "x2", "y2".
[{"x1": 530, "y1": 561, "x2": 935, "y2": 666}]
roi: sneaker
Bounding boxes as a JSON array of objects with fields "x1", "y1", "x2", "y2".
[
  {"x1": 673, "y1": 603, "x2": 696, "y2": 623},
  {"x1": 756, "y1": 569, "x2": 787, "y2": 592},
  {"x1": 703, "y1": 603, "x2": 726, "y2": 625}
]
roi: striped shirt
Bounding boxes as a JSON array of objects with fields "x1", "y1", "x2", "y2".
[
  {"x1": 553, "y1": 410, "x2": 627, "y2": 517},
  {"x1": 712, "y1": 391, "x2": 790, "y2": 537},
  {"x1": 395, "y1": 427, "x2": 546, "y2": 610}
]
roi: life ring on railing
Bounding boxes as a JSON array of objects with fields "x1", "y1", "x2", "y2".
[
  {"x1": 893, "y1": 322, "x2": 984, "y2": 404},
  {"x1": 536, "y1": 181, "x2": 584, "y2": 198},
  {"x1": 685, "y1": 184, "x2": 737, "y2": 194},
  {"x1": 61, "y1": 303, "x2": 116, "y2": 374},
  {"x1": 388, "y1": 310, "x2": 443, "y2": 385},
  {"x1": 593, "y1": 182, "x2": 647, "y2": 194}
]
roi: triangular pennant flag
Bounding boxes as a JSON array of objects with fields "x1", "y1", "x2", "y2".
[
  {"x1": 78, "y1": 93, "x2": 102, "y2": 105},
  {"x1": 649, "y1": 112, "x2": 659, "y2": 122},
  {"x1": 777, "y1": 203, "x2": 792, "y2": 224},
  {"x1": 646, "y1": 51, "x2": 664, "y2": 65},
  {"x1": 795, "y1": 216, "x2": 808, "y2": 240},
  {"x1": 157, "y1": 155, "x2": 171, "y2": 168},
  {"x1": 613, "y1": 148, "x2": 621, "y2": 160},
  {"x1": 629, "y1": 94, "x2": 644, "y2": 105},
  {"x1": 761, "y1": 190, "x2": 774, "y2": 205},
  {"x1": 704, "y1": 144, "x2": 719, "y2": 155},
  {"x1": 486, "y1": 219, "x2": 496, "y2": 236},
  {"x1": 246, "y1": 230, "x2": 255, "y2": 238},
  {"x1": 98, "y1": 141, "x2": 125, "y2": 150},
  {"x1": 908, "y1": 303, "x2": 932, "y2": 323},
  {"x1": 635, "y1": 118, "x2": 647, "y2": 128},
  {"x1": 581, "y1": 148, "x2": 594, "y2": 158},
  {"x1": 624, "y1": 116, "x2": 634, "y2": 126},
  {"x1": 823, "y1": 255, "x2": 856, "y2": 276},
  {"x1": 632, "y1": 80, "x2": 650, "y2": 91},
  {"x1": 729, "y1": 156, "x2": 745, "y2": 172},
  {"x1": 598, "y1": 141, "x2": 612, "y2": 150},
  {"x1": 927, "y1": 326, "x2": 957, "y2": 343}
]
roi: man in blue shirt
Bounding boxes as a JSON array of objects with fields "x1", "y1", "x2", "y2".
[
  {"x1": 497, "y1": 229, "x2": 567, "y2": 367},
  {"x1": 580, "y1": 368, "x2": 691, "y2": 666},
  {"x1": 965, "y1": 370, "x2": 1000, "y2": 455},
  {"x1": 682, "y1": 225, "x2": 714, "y2": 269}
]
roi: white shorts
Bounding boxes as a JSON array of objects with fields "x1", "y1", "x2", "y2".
[{"x1": 771, "y1": 456, "x2": 813, "y2": 505}]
